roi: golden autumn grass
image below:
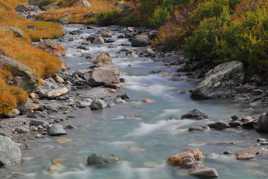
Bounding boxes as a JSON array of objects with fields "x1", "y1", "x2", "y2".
[
  {"x1": 38, "y1": 0, "x2": 118, "y2": 24},
  {"x1": 0, "y1": 0, "x2": 64, "y2": 115}
]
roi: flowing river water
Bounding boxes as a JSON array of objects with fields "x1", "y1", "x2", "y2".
[{"x1": 5, "y1": 25, "x2": 268, "y2": 179}]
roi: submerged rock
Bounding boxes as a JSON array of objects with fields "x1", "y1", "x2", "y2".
[
  {"x1": 191, "y1": 61, "x2": 244, "y2": 100},
  {"x1": 181, "y1": 109, "x2": 208, "y2": 120},
  {"x1": 0, "y1": 136, "x2": 22, "y2": 168},
  {"x1": 87, "y1": 154, "x2": 120, "y2": 168}
]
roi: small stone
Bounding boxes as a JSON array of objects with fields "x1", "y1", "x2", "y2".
[
  {"x1": 208, "y1": 121, "x2": 230, "y2": 130},
  {"x1": 77, "y1": 98, "x2": 93, "y2": 108},
  {"x1": 189, "y1": 167, "x2": 219, "y2": 178},
  {"x1": 46, "y1": 87, "x2": 69, "y2": 99},
  {"x1": 90, "y1": 99, "x2": 107, "y2": 110},
  {"x1": 223, "y1": 151, "x2": 232, "y2": 155},
  {"x1": 65, "y1": 124, "x2": 75, "y2": 129},
  {"x1": 181, "y1": 109, "x2": 208, "y2": 120},
  {"x1": 48, "y1": 124, "x2": 67, "y2": 136},
  {"x1": 87, "y1": 154, "x2": 120, "y2": 168}
]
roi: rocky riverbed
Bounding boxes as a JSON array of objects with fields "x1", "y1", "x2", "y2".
[{"x1": 0, "y1": 24, "x2": 268, "y2": 179}]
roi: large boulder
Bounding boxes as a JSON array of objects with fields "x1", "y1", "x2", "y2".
[
  {"x1": 90, "y1": 65, "x2": 120, "y2": 88},
  {"x1": 256, "y1": 113, "x2": 268, "y2": 133},
  {"x1": 0, "y1": 136, "x2": 22, "y2": 168},
  {"x1": 191, "y1": 61, "x2": 244, "y2": 100}
]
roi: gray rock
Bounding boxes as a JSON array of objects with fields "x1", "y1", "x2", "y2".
[
  {"x1": 48, "y1": 124, "x2": 67, "y2": 136},
  {"x1": 189, "y1": 167, "x2": 219, "y2": 178},
  {"x1": 90, "y1": 65, "x2": 120, "y2": 88},
  {"x1": 90, "y1": 99, "x2": 107, "y2": 110},
  {"x1": 131, "y1": 34, "x2": 150, "y2": 47},
  {"x1": 87, "y1": 154, "x2": 120, "y2": 168},
  {"x1": 208, "y1": 121, "x2": 230, "y2": 130},
  {"x1": 0, "y1": 136, "x2": 22, "y2": 168},
  {"x1": 256, "y1": 113, "x2": 268, "y2": 133},
  {"x1": 191, "y1": 61, "x2": 244, "y2": 99},
  {"x1": 181, "y1": 109, "x2": 208, "y2": 120}
]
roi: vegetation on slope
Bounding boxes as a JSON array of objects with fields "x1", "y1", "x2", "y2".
[
  {"x1": 120, "y1": 0, "x2": 268, "y2": 79},
  {"x1": 0, "y1": 0, "x2": 64, "y2": 115}
]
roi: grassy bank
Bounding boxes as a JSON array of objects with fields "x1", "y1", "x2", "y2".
[
  {"x1": 120, "y1": 0, "x2": 268, "y2": 79},
  {"x1": 0, "y1": 0, "x2": 64, "y2": 115}
]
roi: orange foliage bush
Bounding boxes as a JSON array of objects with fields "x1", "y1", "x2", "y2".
[
  {"x1": 0, "y1": 30, "x2": 63, "y2": 78},
  {"x1": 0, "y1": 0, "x2": 64, "y2": 115}
]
